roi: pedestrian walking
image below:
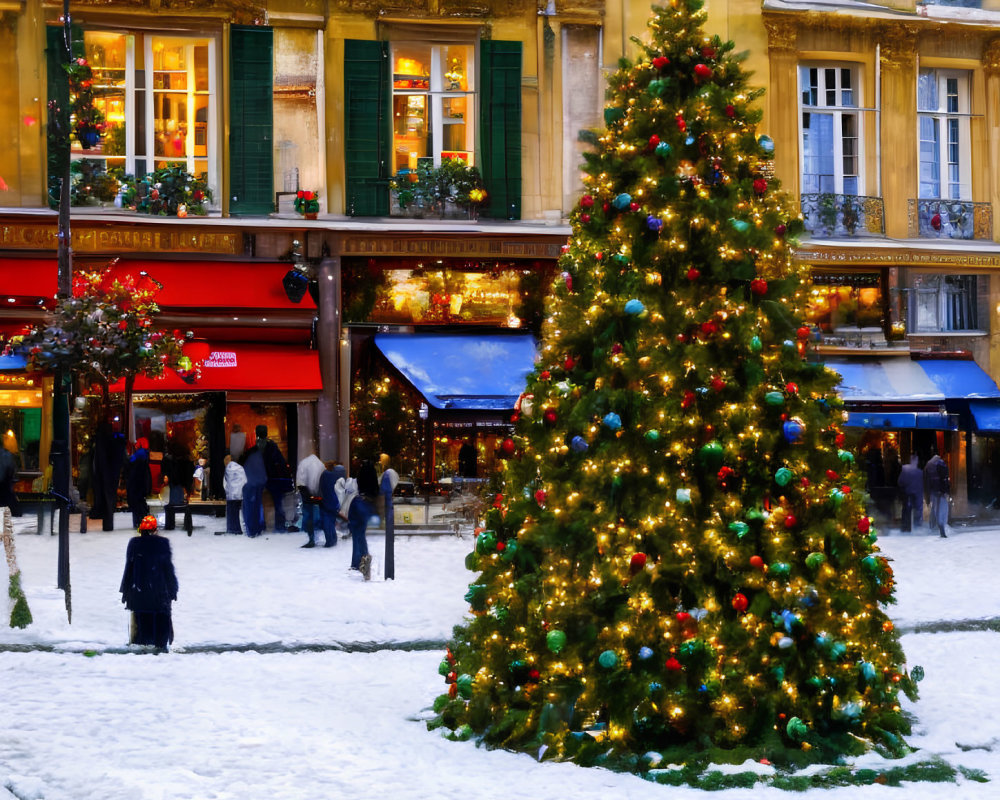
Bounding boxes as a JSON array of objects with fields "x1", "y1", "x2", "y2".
[
  {"x1": 295, "y1": 452, "x2": 326, "y2": 548},
  {"x1": 243, "y1": 425, "x2": 293, "y2": 533},
  {"x1": 119, "y1": 514, "x2": 178, "y2": 651},
  {"x1": 897, "y1": 454, "x2": 923, "y2": 533},
  {"x1": 924, "y1": 449, "x2": 950, "y2": 538},
  {"x1": 318, "y1": 462, "x2": 346, "y2": 548},
  {"x1": 241, "y1": 432, "x2": 267, "y2": 537},
  {"x1": 337, "y1": 474, "x2": 373, "y2": 579}
]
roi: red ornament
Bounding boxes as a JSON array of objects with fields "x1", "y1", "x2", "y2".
[
  {"x1": 775, "y1": 223, "x2": 787, "y2": 237},
  {"x1": 648, "y1": 134, "x2": 660, "y2": 149},
  {"x1": 602, "y1": 202, "x2": 610, "y2": 213},
  {"x1": 117, "y1": 320, "x2": 128, "y2": 330},
  {"x1": 652, "y1": 56, "x2": 670, "y2": 70},
  {"x1": 580, "y1": 194, "x2": 595, "y2": 208},
  {"x1": 539, "y1": 370, "x2": 551, "y2": 380},
  {"x1": 528, "y1": 668, "x2": 541, "y2": 682},
  {"x1": 564, "y1": 273, "x2": 573, "y2": 292},
  {"x1": 499, "y1": 438, "x2": 516, "y2": 458},
  {"x1": 835, "y1": 433, "x2": 846, "y2": 446},
  {"x1": 826, "y1": 469, "x2": 839, "y2": 481},
  {"x1": 493, "y1": 493, "x2": 504, "y2": 509},
  {"x1": 496, "y1": 541, "x2": 506, "y2": 552},
  {"x1": 749, "y1": 555, "x2": 765, "y2": 570},
  {"x1": 732, "y1": 593, "x2": 749, "y2": 613},
  {"x1": 611, "y1": 343, "x2": 623, "y2": 355},
  {"x1": 676, "y1": 611, "x2": 692, "y2": 624},
  {"x1": 564, "y1": 356, "x2": 576, "y2": 370},
  {"x1": 534, "y1": 489, "x2": 547, "y2": 505},
  {"x1": 676, "y1": 115, "x2": 687, "y2": 132},
  {"x1": 580, "y1": 213, "x2": 591, "y2": 223},
  {"x1": 693, "y1": 63, "x2": 713, "y2": 80},
  {"x1": 710, "y1": 376, "x2": 726, "y2": 392},
  {"x1": 701, "y1": 45, "x2": 716, "y2": 59},
  {"x1": 785, "y1": 382, "x2": 799, "y2": 394},
  {"x1": 542, "y1": 408, "x2": 558, "y2": 426},
  {"x1": 750, "y1": 278, "x2": 768, "y2": 296},
  {"x1": 665, "y1": 657, "x2": 682, "y2": 671},
  {"x1": 700, "y1": 320, "x2": 718, "y2": 336},
  {"x1": 686, "y1": 267, "x2": 701, "y2": 281},
  {"x1": 595, "y1": 251, "x2": 604, "y2": 260},
  {"x1": 796, "y1": 326, "x2": 811, "y2": 340},
  {"x1": 681, "y1": 390, "x2": 696, "y2": 409},
  {"x1": 784, "y1": 514, "x2": 797, "y2": 529},
  {"x1": 800, "y1": 477, "x2": 810, "y2": 488},
  {"x1": 630, "y1": 202, "x2": 640, "y2": 212},
  {"x1": 753, "y1": 178, "x2": 768, "y2": 196},
  {"x1": 841, "y1": 485, "x2": 852, "y2": 494},
  {"x1": 858, "y1": 517, "x2": 871, "y2": 533},
  {"x1": 629, "y1": 552, "x2": 647, "y2": 574},
  {"x1": 725, "y1": 104, "x2": 736, "y2": 118}
]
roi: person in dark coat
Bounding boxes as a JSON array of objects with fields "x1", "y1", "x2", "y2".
[
  {"x1": 924, "y1": 450, "x2": 950, "y2": 538},
  {"x1": 161, "y1": 440, "x2": 194, "y2": 531},
  {"x1": 0, "y1": 445, "x2": 18, "y2": 514},
  {"x1": 90, "y1": 421, "x2": 127, "y2": 531},
  {"x1": 897, "y1": 454, "x2": 923, "y2": 532},
  {"x1": 356, "y1": 458, "x2": 379, "y2": 500},
  {"x1": 241, "y1": 428, "x2": 267, "y2": 537},
  {"x1": 125, "y1": 437, "x2": 153, "y2": 529},
  {"x1": 243, "y1": 425, "x2": 292, "y2": 534},
  {"x1": 119, "y1": 514, "x2": 178, "y2": 650}
]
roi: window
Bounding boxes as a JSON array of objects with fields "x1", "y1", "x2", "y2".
[
  {"x1": 918, "y1": 69, "x2": 971, "y2": 200},
  {"x1": 391, "y1": 43, "x2": 475, "y2": 173},
  {"x1": 799, "y1": 65, "x2": 861, "y2": 195},
  {"x1": 73, "y1": 31, "x2": 217, "y2": 191},
  {"x1": 909, "y1": 274, "x2": 981, "y2": 332}
]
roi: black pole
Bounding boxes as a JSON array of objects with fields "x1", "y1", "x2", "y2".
[
  {"x1": 54, "y1": 0, "x2": 74, "y2": 622},
  {"x1": 382, "y1": 476, "x2": 394, "y2": 580}
]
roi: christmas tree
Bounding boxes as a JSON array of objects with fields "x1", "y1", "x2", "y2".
[{"x1": 433, "y1": 0, "x2": 919, "y2": 772}]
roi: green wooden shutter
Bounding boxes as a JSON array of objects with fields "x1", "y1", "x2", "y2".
[
  {"x1": 46, "y1": 25, "x2": 84, "y2": 206},
  {"x1": 344, "y1": 40, "x2": 389, "y2": 217},
  {"x1": 230, "y1": 26, "x2": 273, "y2": 215},
  {"x1": 479, "y1": 40, "x2": 522, "y2": 220}
]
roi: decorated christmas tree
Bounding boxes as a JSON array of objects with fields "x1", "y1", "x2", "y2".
[{"x1": 433, "y1": 0, "x2": 919, "y2": 773}]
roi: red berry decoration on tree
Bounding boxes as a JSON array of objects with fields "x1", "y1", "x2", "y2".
[
  {"x1": 539, "y1": 370, "x2": 551, "y2": 380},
  {"x1": 652, "y1": 55, "x2": 670, "y2": 70},
  {"x1": 580, "y1": 194, "x2": 595, "y2": 209},
  {"x1": 681, "y1": 390, "x2": 696, "y2": 409},
  {"x1": 858, "y1": 517, "x2": 871, "y2": 534},
  {"x1": 710, "y1": 375, "x2": 726, "y2": 392},
  {"x1": 676, "y1": 115, "x2": 687, "y2": 132},
  {"x1": 750, "y1": 278, "x2": 768, "y2": 296},
  {"x1": 753, "y1": 178, "x2": 768, "y2": 196},
  {"x1": 534, "y1": 489, "x2": 547, "y2": 506},
  {"x1": 693, "y1": 63, "x2": 712, "y2": 80},
  {"x1": 785, "y1": 382, "x2": 799, "y2": 394},
  {"x1": 725, "y1": 104, "x2": 736, "y2": 118},
  {"x1": 826, "y1": 469, "x2": 839, "y2": 481},
  {"x1": 564, "y1": 356, "x2": 576, "y2": 370},
  {"x1": 796, "y1": 326, "x2": 811, "y2": 340},
  {"x1": 665, "y1": 657, "x2": 682, "y2": 671},
  {"x1": 629, "y1": 552, "x2": 647, "y2": 574},
  {"x1": 499, "y1": 438, "x2": 516, "y2": 458},
  {"x1": 784, "y1": 514, "x2": 797, "y2": 529},
  {"x1": 749, "y1": 555, "x2": 765, "y2": 570},
  {"x1": 581, "y1": 213, "x2": 591, "y2": 223},
  {"x1": 686, "y1": 267, "x2": 701, "y2": 281},
  {"x1": 649, "y1": 134, "x2": 660, "y2": 149},
  {"x1": 732, "y1": 593, "x2": 749, "y2": 613},
  {"x1": 543, "y1": 408, "x2": 558, "y2": 426},
  {"x1": 775, "y1": 223, "x2": 787, "y2": 237}
]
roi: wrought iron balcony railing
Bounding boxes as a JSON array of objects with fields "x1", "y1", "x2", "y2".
[
  {"x1": 800, "y1": 193, "x2": 885, "y2": 238},
  {"x1": 907, "y1": 199, "x2": 993, "y2": 240}
]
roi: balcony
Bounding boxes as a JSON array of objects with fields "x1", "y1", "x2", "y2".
[
  {"x1": 800, "y1": 194, "x2": 885, "y2": 239},
  {"x1": 908, "y1": 199, "x2": 993, "y2": 240}
]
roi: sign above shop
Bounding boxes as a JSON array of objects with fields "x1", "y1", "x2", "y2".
[
  {"x1": 0, "y1": 224, "x2": 241, "y2": 255},
  {"x1": 203, "y1": 351, "x2": 238, "y2": 368}
]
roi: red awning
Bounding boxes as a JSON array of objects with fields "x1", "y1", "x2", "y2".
[
  {"x1": 0, "y1": 258, "x2": 316, "y2": 311},
  {"x1": 112, "y1": 260, "x2": 317, "y2": 311},
  {"x1": 110, "y1": 343, "x2": 322, "y2": 394}
]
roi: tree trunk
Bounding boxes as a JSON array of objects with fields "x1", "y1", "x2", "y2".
[{"x1": 124, "y1": 373, "x2": 135, "y2": 444}]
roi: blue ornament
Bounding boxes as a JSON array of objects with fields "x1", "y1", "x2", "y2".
[
  {"x1": 646, "y1": 215, "x2": 663, "y2": 232},
  {"x1": 729, "y1": 218, "x2": 750, "y2": 234},
  {"x1": 624, "y1": 299, "x2": 645, "y2": 315},
  {"x1": 859, "y1": 661, "x2": 877, "y2": 683},
  {"x1": 648, "y1": 681, "x2": 663, "y2": 695},
  {"x1": 655, "y1": 142, "x2": 672, "y2": 158},
  {"x1": 749, "y1": 335, "x2": 762, "y2": 353},
  {"x1": 612, "y1": 193, "x2": 632, "y2": 211},
  {"x1": 685, "y1": 135, "x2": 695, "y2": 146},
  {"x1": 782, "y1": 418, "x2": 805, "y2": 443},
  {"x1": 698, "y1": 684, "x2": 708, "y2": 693},
  {"x1": 570, "y1": 435, "x2": 589, "y2": 453},
  {"x1": 602, "y1": 412, "x2": 622, "y2": 430},
  {"x1": 638, "y1": 646, "x2": 654, "y2": 660},
  {"x1": 758, "y1": 134, "x2": 775, "y2": 154},
  {"x1": 598, "y1": 649, "x2": 618, "y2": 668},
  {"x1": 676, "y1": 488, "x2": 692, "y2": 504}
]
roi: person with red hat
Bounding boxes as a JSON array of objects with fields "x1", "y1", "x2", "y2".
[{"x1": 119, "y1": 515, "x2": 179, "y2": 651}]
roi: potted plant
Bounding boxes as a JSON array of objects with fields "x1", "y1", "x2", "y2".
[
  {"x1": 391, "y1": 158, "x2": 486, "y2": 219},
  {"x1": 120, "y1": 166, "x2": 212, "y2": 216},
  {"x1": 294, "y1": 190, "x2": 320, "y2": 219}
]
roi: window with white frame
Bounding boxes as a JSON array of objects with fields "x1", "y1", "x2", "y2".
[
  {"x1": 917, "y1": 68, "x2": 971, "y2": 200},
  {"x1": 909, "y1": 274, "x2": 981, "y2": 332},
  {"x1": 75, "y1": 30, "x2": 217, "y2": 189},
  {"x1": 799, "y1": 65, "x2": 861, "y2": 195},
  {"x1": 391, "y1": 42, "x2": 475, "y2": 173}
]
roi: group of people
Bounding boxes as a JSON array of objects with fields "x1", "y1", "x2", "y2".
[{"x1": 897, "y1": 449, "x2": 952, "y2": 537}]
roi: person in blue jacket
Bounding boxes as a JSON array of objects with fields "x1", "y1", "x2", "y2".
[
  {"x1": 317, "y1": 461, "x2": 346, "y2": 548},
  {"x1": 120, "y1": 515, "x2": 178, "y2": 651}
]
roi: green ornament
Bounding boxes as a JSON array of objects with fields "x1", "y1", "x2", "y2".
[
  {"x1": 805, "y1": 552, "x2": 826, "y2": 571},
  {"x1": 749, "y1": 335, "x2": 762, "y2": 353},
  {"x1": 438, "y1": 660, "x2": 451, "y2": 676},
  {"x1": 746, "y1": 508, "x2": 765, "y2": 522},
  {"x1": 829, "y1": 641, "x2": 847, "y2": 660},
  {"x1": 829, "y1": 488, "x2": 845, "y2": 507},
  {"x1": 598, "y1": 649, "x2": 618, "y2": 669},
  {"x1": 644, "y1": 429, "x2": 660, "y2": 443},
  {"x1": 770, "y1": 561, "x2": 791, "y2": 578},
  {"x1": 861, "y1": 554, "x2": 880, "y2": 574},
  {"x1": 838, "y1": 449, "x2": 855, "y2": 464},
  {"x1": 729, "y1": 218, "x2": 750, "y2": 234},
  {"x1": 546, "y1": 629, "x2": 567, "y2": 654},
  {"x1": 648, "y1": 78, "x2": 667, "y2": 97},
  {"x1": 698, "y1": 440, "x2": 725, "y2": 470},
  {"x1": 786, "y1": 716, "x2": 808, "y2": 741},
  {"x1": 911, "y1": 665, "x2": 925, "y2": 682},
  {"x1": 774, "y1": 467, "x2": 793, "y2": 486},
  {"x1": 494, "y1": 604, "x2": 510, "y2": 624},
  {"x1": 764, "y1": 391, "x2": 785, "y2": 406},
  {"x1": 610, "y1": 254, "x2": 630, "y2": 268},
  {"x1": 655, "y1": 141, "x2": 673, "y2": 158},
  {"x1": 464, "y1": 583, "x2": 488, "y2": 611},
  {"x1": 501, "y1": 540, "x2": 518, "y2": 562},
  {"x1": 728, "y1": 521, "x2": 749, "y2": 538},
  {"x1": 476, "y1": 530, "x2": 497, "y2": 555},
  {"x1": 806, "y1": 675, "x2": 824, "y2": 692},
  {"x1": 604, "y1": 106, "x2": 624, "y2": 126},
  {"x1": 456, "y1": 673, "x2": 474, "y2": 699},
  {"x1": 464, "y1": 551, "x2": 480, "y2": 571},
  {"x1": 177, "y1": 356, "x2": 192, "y2": 371}
]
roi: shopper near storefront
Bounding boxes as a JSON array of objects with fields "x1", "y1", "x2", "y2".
[
  {"x1": 119, "y1": 514, "x2": 178, "y2": 651},
  {"x1": 924, "y1": 449, "x2": 951, "y2": 538},
  {"x1": 318, "y1": 462, "x2": 346, "y2": 548},
  {"x1": 161, "y1": 439, "x2": 194, "y2": 531},
  {"x1": 91, "y1": 421, "x2": 127, "y2": 532},
  {"x1": 253, "y1": 425, "x2": 294, "y2": 533},
  {"x1": 897, "y1": 454, "x2": 923, "y2": 533},
  {"x1": 222, "y1": 456, "x2": 246, "y2": 535},
  {"x1": 241, "y1": 436, "x2": 267, "y2": 538},
  {"x1": 295, "y1": 452, "x2": 326, "y2": 548},
  {"x1": 125, "y1": 437, "x2": 153, "y2": 529}
]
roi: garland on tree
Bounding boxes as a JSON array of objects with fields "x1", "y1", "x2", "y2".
[{"x1": 432, "y1": 0, "x2": 920, "y2": 773}]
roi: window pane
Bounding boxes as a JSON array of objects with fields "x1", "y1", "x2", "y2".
[
  {"x1": 824, "y1": 68, "x2": 836, "y2": 106},
  {"x1": 800, "y1": 67, "x2": 818, "y2": 106},
  {"x1": 840, "y1": 67, "x2": 854, "y2": 106},
  {"x1": 946, "y1": 77, "x2": 959, "y2": 113},
  {"x1": 440, "y1": 45, "x2": 472, "y2": 92},
  {"x1": 918, "y1": 116, "x2": 940, "y2": 198},
  {"x1": 917, "y1": 70, "x2": 937, "y2": 111},
  {"x1": 801, "y1": 111, "x2": 834, "y2": 191}
]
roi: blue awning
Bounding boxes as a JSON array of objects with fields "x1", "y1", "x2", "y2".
[
  {"x1": 844, "y1": 411, "x2": 956, "y2": 430},
  {"x1": 826, "y1": 359, "x2": 944, "y2": 402},
  {"x1": 917, "y1": 359, "x2": 1000, "y2": 400},
  {"x1": 374, "y1": 332, "x2": 537, "y2": 411},
  {"x1": 0, "y1": 353, "x2": 26, "y2": 371},
  {"x1": 969, "y1": 401, "x2": 1000, "y2": 432}
]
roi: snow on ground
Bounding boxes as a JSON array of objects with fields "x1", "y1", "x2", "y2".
[{"x1": 2, "y1": 513, "x2": 1000, "y2": 799}]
